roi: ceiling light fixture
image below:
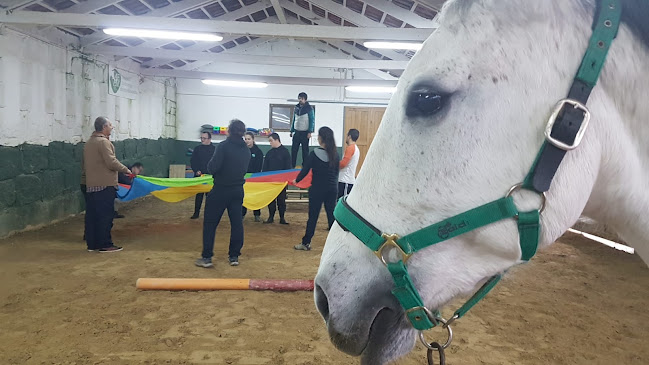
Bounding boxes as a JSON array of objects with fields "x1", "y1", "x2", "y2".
[
  {"x1": 202, "y1": 80, "x2": 268, "y2": 88},
  {"x1": 363, "y1": 41, "x2": 423, "y2": 50},
  {"x1": 103, "y1": 28, "x2": 223, "y2": 41},
  {"x1": 345, "y1": 86, "x2": 397, "y2": 93}
]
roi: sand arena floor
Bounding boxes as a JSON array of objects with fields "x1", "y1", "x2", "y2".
[{"x1": 1, "y1": 197, "x2": 648, "y2": 364}]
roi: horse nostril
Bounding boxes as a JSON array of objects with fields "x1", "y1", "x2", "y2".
[{"x1": 315, "y1": 284, "x2": 330, "y2": 322}]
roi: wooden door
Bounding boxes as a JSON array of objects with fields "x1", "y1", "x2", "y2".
[{"x1": 343, "y1": 106, "x2": 386, "y2": 175}]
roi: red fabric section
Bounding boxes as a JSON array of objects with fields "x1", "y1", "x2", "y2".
[
  {"x1": 245, "y1": 170, "x2": 312, "y2": 189},
  {"x1": 248, "y1": 279, "x2": 314, "y2": 291}
]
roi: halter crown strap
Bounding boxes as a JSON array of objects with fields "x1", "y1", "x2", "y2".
[{"x1": 524, "y1": 0, "x2": 622, "y2": 192}]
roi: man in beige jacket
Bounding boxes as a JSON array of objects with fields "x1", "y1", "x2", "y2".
[{"x1": 83, "y1": 116, "x2": 131, "y2": 252}]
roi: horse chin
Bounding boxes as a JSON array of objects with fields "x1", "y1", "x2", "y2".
[{"x1": 329, "y1": 307, "x2": 416, "y2": 365}]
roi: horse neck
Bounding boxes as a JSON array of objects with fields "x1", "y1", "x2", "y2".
[{"x1": 585, "y1": 22, "x2": 649, "y2": 263}]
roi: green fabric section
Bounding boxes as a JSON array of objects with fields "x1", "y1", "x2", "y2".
[
  {"x1": 388, "y1": 261, "x2": 436, "y2": 330},
  {"x1": 399, "y1": 197, "x2": 519, "y2": 254},
  {"x1": 575, "y1": 0, "x2": 622, "y2": 86},
  {"x1": 137, "y1": 175, "x2": 213, "y2": 187},
  {"x1": 453, "y1": 275, "x2": 502, "y2": 319},
  {"x1": 333, "y1": 198, "x2": 385, "y2": 251},
  {"x1": 518, "y1": 210, "x2": 541, "y2": 261}
]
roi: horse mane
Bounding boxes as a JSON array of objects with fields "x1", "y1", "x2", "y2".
[
  {"x1": 437, "y1": 0, "x2": 649, "y2": 50},
  {"x1": 621, "y1": 0, "x2": 649, "y2": 49}
]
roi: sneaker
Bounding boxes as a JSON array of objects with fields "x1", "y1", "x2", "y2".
[
  {"x1": 99, "y1": 245, "x2": 123, "y2": 253},
  {"x1": 294, "y1": 243, "x2": 311, "y2": 251},
  {"x1": 263, "y1": 218, "x2": 274, "y2": 224},
  {"x1": 195, "y1": 257, "x2": 213, "y2": 268},
  {"x1": 279, "y1": 219, "x2": 289, "y2": 225},
  {"x1": 87, "y1": 248, "x2": 98, "y2": 252},
  {"x1": 190, "y1": 213, "x2": 200, "y2": 220},
  {"x1": 229, "y1": 257, "x2": 239, "y2": 266},
  {"x1": 254, "y1": 216, "x2": 261, "y2": 222}
]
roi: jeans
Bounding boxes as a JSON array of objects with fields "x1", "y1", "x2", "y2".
[
  {"x1": 291, "y1": 131, "x2": 309, "y2": 168},
  {"x1": 201, "y1": 186, "x2": 245, "y2": 260},
  {"x1": 267, "y1": 186, "x2": 287, "y2": 219},
  {"x1": 302, "y1": 188, "x2": 337, "y2": 245},
  {"x1": 85, "y1": 187, "x2": 116, "y2": 250}
]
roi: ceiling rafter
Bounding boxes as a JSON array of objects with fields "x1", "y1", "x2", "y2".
[{"x1": 0, "y1": 11, "x2": 434, "y2": 40}]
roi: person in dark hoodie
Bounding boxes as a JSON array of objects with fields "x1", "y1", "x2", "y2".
[
  {"x1": 292, "y1": 126, "x2": 339, "y2": 251},
  {"x1": 242, "y1": 131, "x2": 263, "y2": 222},
  {"x1": 190, "y1": 131, "x2": 216, "y2": 219},
  {"x1": 289, "y1": 92, "x2": 315, "y2": 168},
  {"x1": 195, "y1": 119, "x2": 251, "y2": 268},
  {"x1": 262, "y1": 133, "x2": 291, "y2": 224}
]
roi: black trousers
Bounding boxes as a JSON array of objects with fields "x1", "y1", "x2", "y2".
[
  {"x1": 85, "y1": 187, "x2": 116, "y2": 250},
  {"x1": 194, "y1": 193, "x2": 205, "y2": 215},
  {"x1": 242, "y1": 207, "x2": 261, "y2": 217},
  {"x1": 201, "y1": 186, "x2": 245, "y2": 260},
  {"x1": 267, "y1": 187, "x2": 287, "y2": 219},
  {"x1": 291, "y1": 131, "x2": 309, "y2": 168},
  {"x1": 337, "y1": 182, "x2": 354, "y2": 199},
  {"x1": 302, "y1": 188, "x2": 337, "y2": 245}
]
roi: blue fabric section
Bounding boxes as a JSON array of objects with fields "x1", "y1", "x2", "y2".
[{"x1": 117, "y1": 178, "x2": 167, "y2": 202}]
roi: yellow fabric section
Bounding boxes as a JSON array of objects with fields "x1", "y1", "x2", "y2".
[{"x1": 150, "y1": 182, "x2": 288, "y2": 210}]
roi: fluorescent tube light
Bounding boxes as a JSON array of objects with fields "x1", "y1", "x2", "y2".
[
  {"x1": 345, "y1": 86, "x2": 397, "y2": 93},
  {"x1": 103, "y1": 28, "x2": 222, "y2": 41},
  {"x1": 363, "y1": 41, "x2": 423, "y2": 50},
  {"x1": 202, "y1": 80, "x2": 268, "y2": 88}
]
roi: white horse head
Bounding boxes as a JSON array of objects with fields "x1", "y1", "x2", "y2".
[{"x1": 315, "y1": 0, "x2": 649, "y2": 363}]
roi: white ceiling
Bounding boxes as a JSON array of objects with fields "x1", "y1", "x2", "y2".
[{"x1": 0, "y1": 0, "x2": 445, "y2": 84}]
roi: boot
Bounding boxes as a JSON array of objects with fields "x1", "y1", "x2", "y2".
[
  {"x1": 254, "y1": 216, "x2": 261, "y2": 222},
  {"x1": 190, "y1": 212, "x2": 200, "y2": 219},
  {"x1": 279, "y1": 212, "x2": 288, "y2": 225}
]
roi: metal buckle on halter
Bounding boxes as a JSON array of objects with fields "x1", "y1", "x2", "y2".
[
  {"x1": 411, "y1": 307, "x2": 453, "y2": 351},
  {"x1": 545, "y1": 98, "x2": 591, "y2": 151},
  {"x1": 375, "y1": 233, "x2": 411, "y2": 265}
]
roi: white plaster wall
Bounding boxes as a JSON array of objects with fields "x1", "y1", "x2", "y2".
[
  {"x1": 176, "y1": 79, "x2": 391, "y2": 147},
  {"x1": 0, "y1": 28, "x2": 176, "y2": 147}
]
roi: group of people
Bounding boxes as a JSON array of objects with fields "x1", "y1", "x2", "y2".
[{"x1": 79, "y1": 92, "x2": 361, "y2": 269}]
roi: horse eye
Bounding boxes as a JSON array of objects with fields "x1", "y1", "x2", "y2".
[{"x1": 406, "y1": 90, "x2": 446, "y2": 117}]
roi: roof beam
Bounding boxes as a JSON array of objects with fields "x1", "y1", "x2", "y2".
[
  {"x1": 142, "y1": 15, "x2": 282, "y2": 69},
  {"x1": 140, "y1": 68, "x2": 398, "y2": 87},
  {"x1": 0, "y1": 11, "x2": 433, "y2": 41},
  {"x1": 307, "y1": 0, "x2": 381, "y2": 28},
  {"x1": 170, "y1": 37, "x2": 272, "y2": 71},
  {"x1": 280, "y1": 0, "x2": 410, "y2": 61},
  {"x1": 369, "y1": 0, "x2": 435, "y2": 28},
  {"x1": 80, "y1": 1, "x2": 271, "y2": 47},
  {"x1": 270, "y1": 0, "x2": 287, "y2": 24},
  {"x1": 85, "y1": 45, "x2": 410, "y2": 68},
  {"x1": 0, "y1": 0, "x2": 37, "y2": 11},
  {"x1": 62, "y1": 0, "x2": 214, "y2": 16}
]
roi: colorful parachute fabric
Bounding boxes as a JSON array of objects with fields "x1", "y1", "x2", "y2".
[{"x1": 117, "y1": 169, "x2": 312, "y2": 211}]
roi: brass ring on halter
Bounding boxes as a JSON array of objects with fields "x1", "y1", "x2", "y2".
[{"x1": 418, "y1": 308, "x2": 453, "y2": 351}]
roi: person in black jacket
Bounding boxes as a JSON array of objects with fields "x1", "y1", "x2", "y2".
[
  {"x1": 262, "y1": 133, "x2": 291, "y2": 224},
  {"x1": 190, "y1": 132, "x2": 216, "y2": 219},
  {"x1": 242, "y1": 131, "x2": 263, "y2": 222},
  {"x1": 195, "y1": 119, "x2": 251, "y2": 268},
  {"x1": 292, "y1": 127, "x2": 339, "y2": 251}
]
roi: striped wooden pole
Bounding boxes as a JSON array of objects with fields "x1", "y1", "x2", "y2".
[{"x1": 136, "y1": 278, "x2": 314, "y2": 291}]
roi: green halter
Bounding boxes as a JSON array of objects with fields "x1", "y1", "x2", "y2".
[{"x1": 333, "y1": 0, "x2": 622, "y2": 349}]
